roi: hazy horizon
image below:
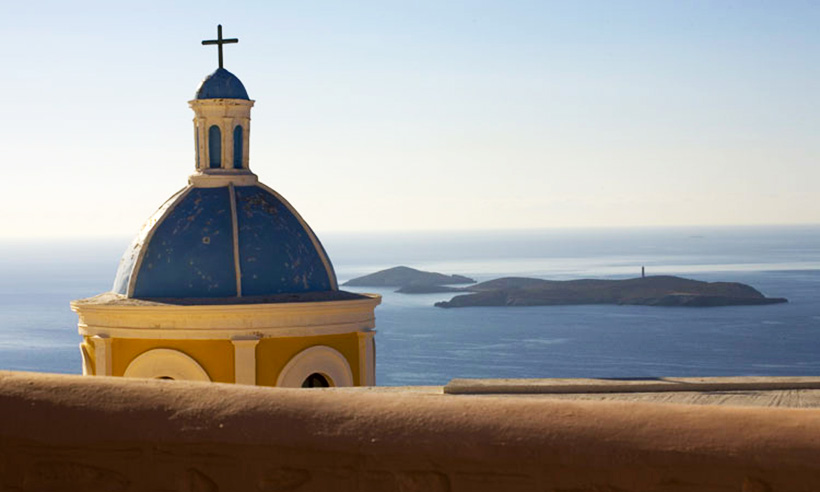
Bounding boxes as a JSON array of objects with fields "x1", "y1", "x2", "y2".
[
  {"x1": 2, "y1": 224, "x2": 819, "y2": 274},
  {"x1": 0, "y1": 222, "x2": 818, "y2": 242}
]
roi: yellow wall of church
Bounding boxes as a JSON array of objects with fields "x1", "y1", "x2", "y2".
[
  {"x1": 256, "y1": 333, "x2": 361, "y2": 387},
  {"x1": 104, "y1": 333, "x2": 363, "y2": 386},
  {"x1": 111, "y1": 339, "x2": 235, "y2": 383}
]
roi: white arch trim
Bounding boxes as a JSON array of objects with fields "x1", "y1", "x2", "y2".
[
  {"x1": 124, "y1": 348, "x2": 211, "y2": 382},
  {"x1": 276, "y1": 346, "x2": 354, "y2": 388}
]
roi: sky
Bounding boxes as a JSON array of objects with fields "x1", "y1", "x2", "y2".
[{"x1": 0, "y1": 1, "x2": 818, "y2": 239}]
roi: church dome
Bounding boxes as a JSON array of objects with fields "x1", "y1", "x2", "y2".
[
  {"x1": 195, "y1": 68, "x2": 250, "y2": 100},
  {"x1": 112, "y1": 184, "x2": 337, "y2": 299}
]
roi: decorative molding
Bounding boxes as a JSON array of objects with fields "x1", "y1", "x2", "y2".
[
  {"x1": 189, "y1": 98, "x2": 255, "y2": 113},
  {"x1": 276, "y1": 346, "x2": 354, "y2": 388},
  {"x1": 123, "y1": 348, "x2": 211, "y2": 382},
  {"x1": 79, "y1": 323, "x2": 375, "y2": 341},
  {"x1": 72, "y1": 294, "x2": 381, "y2": 331}
]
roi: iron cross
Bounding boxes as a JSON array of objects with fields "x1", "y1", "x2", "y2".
[{"x1": 202, "y1": 25, "x2": 238, "y2": 69}]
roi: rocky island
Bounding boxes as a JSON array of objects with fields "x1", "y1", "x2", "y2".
[
  {"x1": 434, "y1": 275, "x2": 787, "y2": 308},
  {"x1": 343, "y1": 266, "x2": 475, "y2": 292}
]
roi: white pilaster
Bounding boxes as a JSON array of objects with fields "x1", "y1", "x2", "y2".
[
  {"x1": 358, "y1": 331, "x2": 376, "y2": 386},
  {"x1": 222, "y1": 120, "x2": 231, "y2": 169},
  {"x1": 243, "y1": 122, "x2": 251, "y2": 169},
  {"x1": 91, "y1": 335, "x2": 112, "y2": 376},
  {"x1": 232, "y1": 337, "x2": 260, "y2": 385}
]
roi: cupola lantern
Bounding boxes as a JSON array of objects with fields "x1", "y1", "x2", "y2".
[{"x1": 189, "y1": 25, "x2": 256, "y2": 186}]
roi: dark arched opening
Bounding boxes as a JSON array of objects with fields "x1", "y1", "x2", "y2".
[
  {"x1": 233, "y1": 125, "x2": 243, "y2": 169},
  {"x1": 208, "y1": 125, "x2": 222, "y2": 168},
  {"x1": 301, "y1": 373, "x2": 330, "y2": 388}
]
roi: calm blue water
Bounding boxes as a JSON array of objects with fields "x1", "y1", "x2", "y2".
[{"x1": 1, "y1": 226, "x2": 819, "y2": 385}]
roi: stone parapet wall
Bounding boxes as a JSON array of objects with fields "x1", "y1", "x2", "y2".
[{"x1": 1, "y1": 371, "x2": 819, "y2": 491}]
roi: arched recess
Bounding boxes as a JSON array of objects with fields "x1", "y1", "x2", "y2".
[
  {"x1": 233, "y1": 125, "x2": 243, "y2": 169},
  {"x1": 123, "y1": 348, "x2": 211, "y2": 382},
  {"x1": 208, "y1": 125, "x2": 222, "y2": 168},
  {"x1": 276, "y1": 346, "x2": 354, "y2": 388}
]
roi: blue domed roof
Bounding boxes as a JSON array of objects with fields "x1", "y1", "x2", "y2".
[
  {"x1": 113, "y1": 185, "x2": 337, "y2": 299},
  {"x1": 195, "y1": 68, "x2": 250, "y2": 100}
]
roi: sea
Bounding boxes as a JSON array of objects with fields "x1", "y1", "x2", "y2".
[{"x1": 1, "y1": 225, "x2": 819, "y2": 386}]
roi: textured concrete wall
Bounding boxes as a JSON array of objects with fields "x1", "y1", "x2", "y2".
[{"x1": 1, "y1": 371, "x2": 820, "y2": 491}]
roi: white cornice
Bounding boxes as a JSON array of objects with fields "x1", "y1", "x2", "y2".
[
  {"x1": 189, "y1": 172, "x2": 259, "y2": 187},
  {"x1": 79, "y1": 322, "x2": 377, "y2": 340},
  {"x1": 72, "y1": 294, "x2": 382, "y2": 332}
]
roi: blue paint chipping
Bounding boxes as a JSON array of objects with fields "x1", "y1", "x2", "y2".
[
  {"x1": 113, "y1": 235, "x2": 143, "y2": 295},
  {"x1": 195, "y1": 68, "x2": 250, "y2": 100},
  {"x1": 233, "y1": 125, "x2": 243, "y2": 169},
  {"x1": 235, "y1": 186, "x2": 333, "y2": 295},
  {"x1": 132, "y1": 187, "x2": 236, "y2": 298},
  {"x1": 113, "y1": 188, "x2": 187, "y2": 295},
  {"x1": 208, "y1": 125, "x2": 221, "y2": 168}
]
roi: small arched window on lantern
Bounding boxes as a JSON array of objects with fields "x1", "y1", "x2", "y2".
[
  {"x1": 208, "y1": 125, "x2": 222, "y2": 168},
  {"x1": 233, "y1": 125, "x2": 243, "y2": 169}
]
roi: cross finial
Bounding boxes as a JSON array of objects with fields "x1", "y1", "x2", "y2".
[{"x1": 202, "y1": 24, "x2": 238, "y2": 69}]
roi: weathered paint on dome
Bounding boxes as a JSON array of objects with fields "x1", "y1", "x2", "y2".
[
  {"x1": 235, "y1": 186, "x2": 333, "y2": 295},
  {"x1": 195, "y1": 68, "x2": 250, "y2": 100},
  {"x1": 113, "y1": 184, "x2": 336, "y2": 299},
  {"x1": 113, "y1": 188, "x2": 186, "y2": 295},
  {"x1": 133, "y1": 187, "x2": 237, "y2": 298}
]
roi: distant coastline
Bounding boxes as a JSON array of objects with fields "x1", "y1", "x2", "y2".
[
  {"x1": 435, "y1": 275, "x2": 787, "y2": 308},
  {"x1": 342, "y1": 266, "x2": 475, "y2": 289},
  {"x1": 345, "y1": 267, "x2": 787, "y2": 308}
]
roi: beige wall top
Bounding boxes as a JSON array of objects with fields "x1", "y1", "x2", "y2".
[{"x1": 2, "y1": 371, "x2": 820, "y2": 491}]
